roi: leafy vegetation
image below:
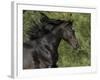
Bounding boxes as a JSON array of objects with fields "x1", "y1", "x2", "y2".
[{"x1": 23, "y1": 10, "x2": 91, "y2": 67}]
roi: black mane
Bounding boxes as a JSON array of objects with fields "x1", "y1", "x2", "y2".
[{"x1": 27, "y1": 13, "x2": 73, "y2": 40}]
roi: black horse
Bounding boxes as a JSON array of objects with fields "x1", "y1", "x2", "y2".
[{"x1": 23, "y1": 14, "x2": 79, "y2": 69}]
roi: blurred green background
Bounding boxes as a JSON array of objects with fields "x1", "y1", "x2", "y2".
[{"x1": 23, "y1": 10, "x2": 91, "y2": 67}]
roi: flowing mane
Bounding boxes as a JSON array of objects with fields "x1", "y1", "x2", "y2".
[{"x1": 27, "y1": 13, "x2": 73, "y2": 40}]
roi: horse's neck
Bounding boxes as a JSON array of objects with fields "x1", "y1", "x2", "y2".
[
  {"x1": 46, "y1": 28, "x2": 62, "y2": 49},
  {"x1": 52, "y1": 26, "x2": 62, "y2": 35}
]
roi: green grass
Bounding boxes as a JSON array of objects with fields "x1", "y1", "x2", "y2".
[{"x1": 23, "y1": 10, "x2": 91, "y2": 67}]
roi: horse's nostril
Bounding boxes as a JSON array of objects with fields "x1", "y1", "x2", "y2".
[
  {"x1": 76, "y1": 43, "x2": 80, "y2": 48},
  {"x1": 73, "y1": 43, "x2": 79, "y2": 50}
]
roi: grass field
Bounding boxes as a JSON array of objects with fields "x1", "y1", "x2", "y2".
[{"x1": 23, "y1": 10, "x2": 91, "y2": 67}]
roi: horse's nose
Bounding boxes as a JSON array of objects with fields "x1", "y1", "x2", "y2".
[
  {"x1": 74, "y1": 43, "x2": 80, "y2": 50},
  {"x1": 76, "y1": 43, "x2": 80, "y2": 48}
]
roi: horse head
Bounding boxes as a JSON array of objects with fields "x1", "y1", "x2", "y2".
[{"x1": 59, "y1": 20, "x2": 79, "y2": 49}]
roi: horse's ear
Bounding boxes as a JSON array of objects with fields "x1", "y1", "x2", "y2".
[{"x1": 40, "y1": 13, "x2": 49, "y2": 23}]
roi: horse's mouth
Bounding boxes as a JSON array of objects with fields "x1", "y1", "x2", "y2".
[
  {"x1": 70, "y1": 41, "x2": 79, "y2": 49},
  {"x1": 64, "y1": 38, "x2": 79, "y2": 49}
]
